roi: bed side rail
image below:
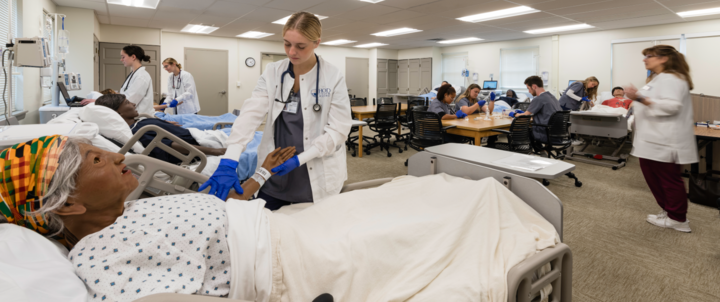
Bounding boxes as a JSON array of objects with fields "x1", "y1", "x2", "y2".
[
  {"x1": 507, "y1": 243, "x2": 572, "y2": 302},
  {"x1": 118, "y1": 125, "x2": 207, "y2": 172},
  {"x1": 124, "y1": 154, "x2": 210, "y2": 201},
  {"x1": 212, "y1": 122, "x2": 234, "y2": 130}
]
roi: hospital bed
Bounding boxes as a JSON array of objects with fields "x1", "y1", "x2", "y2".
[
  {"x1": 567, "y1": 111, "x2": 630, "y2": 170},
  {"x1": 154, "y1": 112, "x2": 238, "y2": 130},
  {"x1": 119, "y1": 146, "x2": 572, "y2": 302}
]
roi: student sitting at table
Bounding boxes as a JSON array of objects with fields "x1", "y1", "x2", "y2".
[
  {"x1": 427, "y1": 85, "x2": 471, "y2": 144},
  {"x1": 602, "y1": 86, "x2": 633, "y2": 109},
  {"x1": 455, "y1": 84, "x2": 493, "y2": 115},
  {"x1": 513, "y1": 76, "x2": 562, "y2": 151}
]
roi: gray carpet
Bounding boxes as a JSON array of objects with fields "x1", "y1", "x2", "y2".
[{"x1": 344, "y1": 135, "x2": 720, "y2": 302}]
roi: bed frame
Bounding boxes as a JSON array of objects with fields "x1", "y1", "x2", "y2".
[
  {"x1": 140, "y1": 112, "x2": 234, "y2": 131},
  {"x1": 567, "y1": 111, "x2": 630, "y2": 170},
  {"x1": 131, "y1": 150, "x2": 572, "y2": 302}
]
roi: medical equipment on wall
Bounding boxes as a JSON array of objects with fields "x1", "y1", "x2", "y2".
[
  {"x1": 57, "y1": 17, "x2": 69, "y2": 56},
  {"x1": 541, "y1": 71, "x2": 550, "y2": 87},
  {"x1": 59, "y1": 72, "x2": 81, "y2": 90},
  {"x1": 11, "y1": 37, "x2": 52, "y2": 68}
]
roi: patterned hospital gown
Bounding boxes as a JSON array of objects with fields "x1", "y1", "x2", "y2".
[{"x1": 69, "y1": 194, "x2": 232, "y2": 302}]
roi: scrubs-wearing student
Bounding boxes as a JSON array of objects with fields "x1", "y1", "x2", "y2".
[
  {"x1": 163, "y1": 57, "x2": 201, "y2": 115},
  {"x1": 455, "y1": 84, "x2": 492, "y2": 115},
  {"x1": 558, "y1": 76, "x2": 599, "y2": 111},
  {"x1": 624, "y1": 45, "x2": 697, "y2": 233},
  {"x1": 514, "y1": 76, "x2": 562, "y2": 148},
  {"x1": 428, "y1": 85, "x2": 470, "y2": 144},
  {"x1": 602, "y1": 87, "x2": 633, "y2": 109}
]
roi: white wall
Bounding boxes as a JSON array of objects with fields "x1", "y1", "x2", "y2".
[
  {"x1": 99, "y1": 24, "x2": 160, "y2": 45},
  {"x1": 56, "y1": 7, "x2": 95, "y2": 99},
  {"x1": 19, "y1": 0, "x2": 56, "y2": 124},
  {"x1": 93, "y1": 12, "x2": 100, "y2": 41}
]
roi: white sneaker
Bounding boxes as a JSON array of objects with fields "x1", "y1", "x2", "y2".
[
  {"x1": 646, "y1": 215, "x2": 691, "y2": 233},
  {"x1": 571, "y1": 139, "x2": 585, "y2": 146},
  {"x1": 647, "y1": 210, "x2": 667, "y2": 220}
]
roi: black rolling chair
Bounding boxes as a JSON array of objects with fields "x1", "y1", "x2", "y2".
[
  {"x1": 532, "y1": 110, "x2": 582, "y2": 187},
  {"x1": 398, "y1": 98, "x2": 429, "y2": 150},
  {"x1": 350, "y1": 97, "x2": 367, "y2": 106},
  {"x1": 347, "y1": 97, "x2": 375, "y2": 157},
  {"x1": 377, "y1": 97, "x2": 394, "y2": 105},
  {"x1": 407, "y1": 96, "x2": 428, "y2": 106},
  {"x1": 366, "y1": 104, "x2": 403, "y2": 157},
  {"x1": 490, "y1": 115, "x2": 533, "y2": 154},
  {"x1": 513, "y1": 102, "x2": 531, "y2": 111},
  {"x1": 408, "y1": 111, "x2": 458, "y2": 151}
]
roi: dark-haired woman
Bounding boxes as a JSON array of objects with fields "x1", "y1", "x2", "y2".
[{"x1": 82, "y1": 45, "x2": 155, "y2": 115}]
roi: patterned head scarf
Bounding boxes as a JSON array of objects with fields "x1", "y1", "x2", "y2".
[{"x1": 0, "y1": 135, "x2": 69, "y2": 236}]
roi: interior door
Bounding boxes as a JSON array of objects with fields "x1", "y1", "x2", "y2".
[
  {"x1": 94, "y1": 35, "x2": 99, "y2": 91},
  {"x1": 388, "y1": 59, "x2": 398, "y2": 95},
  {"x1": 409, "y1": 59, "x2": 421, "y2": 95},
  {"x1": 185, "y1": 48, "x2": 229, "y2": 115},
  {"x1": 420, "y1": 58, "x2": 432, "y2": 92},
  {"x1": 345, "y1": 57, "x2": 369, "y2": 99},
  {"x1": 398, "y1": 59, "x2": 409, "y2": 94},
  {"x1": 377, "y1": 59, "x2": 388, "y2": 98},
  {"x1": 99, "y1": 43, "x2": 161, "y2": 103}
]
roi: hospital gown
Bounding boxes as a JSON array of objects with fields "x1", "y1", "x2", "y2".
[{"x1": 69, "y1": 194, "x2": 232, "y2": 302}]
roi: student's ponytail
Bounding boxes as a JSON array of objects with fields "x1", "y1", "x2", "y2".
[{"x1": 123, "y1": 45, "x2": 151, "y2": 63}]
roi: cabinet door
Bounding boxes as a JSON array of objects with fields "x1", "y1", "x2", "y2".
[
  {"x1": 388, "y1": 59, "x2": 398, "y2": 95},
  {"x1": 397, "y1": 59, "x2": 409, "y2": 94},
  {"x1": 420, "y1": 58, "x2": 432, "y2": 93},
  {"x1": 377, "y1": 59, "x2": 388, "y2": 98},
  {"x1": 409, "y1": 59, "x2": 421, "y2": 95}
]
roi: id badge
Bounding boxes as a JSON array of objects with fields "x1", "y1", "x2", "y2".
[
  {"x1": 283, "y1": 101, "x2": 299, "y2": 114},
  {"x1": 641, "y1": 85, "x2": 652, "y2": 91}
]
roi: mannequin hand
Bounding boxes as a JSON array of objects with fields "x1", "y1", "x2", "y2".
[
  {"x1": 490, "y1": 92, "x2": 496, "y2": 101},
  {"x1": 168, "y1": 100, "x2": 179, "y2": 108},
  {"x1": 455, "y1": 111, "x2": 468, "y2": 118},
  {"x1": 199, "y1": 159, "x2": 242, "y2": 200},
  {"x1": 271, "y1": 156, "x2": 300, "y2": 176},
  {"x1": 581, "y1": 97, "x2": 591, "y2": 102}
]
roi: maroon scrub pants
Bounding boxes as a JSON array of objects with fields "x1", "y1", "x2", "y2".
[{"x1": 639, "y1": 158, "x2": 688, "y2": 222}]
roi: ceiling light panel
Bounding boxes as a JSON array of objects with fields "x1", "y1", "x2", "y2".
[
  {"x1": 355, "y1": 42, "x2": 388, "y2": 48},
  {"x1": 677, "y1": 7, "x2": 720, "y2": 18},
  {"x1": 237, "y1": 31, "x2": 275, "y2": 39},
  {"x1": 360, "y1": 0, "x2": 385, "y2": 3},
  {"x1": 181, "y1": 24, "x2": 219, "y2": 34},
  {"x1": 524, "y1": 24, "x2": 594, "y2": 34},
  {"x1": 438, "y1": 37, "x2": 484, "y2": 44},
  {"x1": 272, "y1": 14, "x2": 328, "y2": 25},
  {"x1": 457, "y1": 6, "x2": 539, "y2": 23},
  {"x1": 107, "y1": 0, "x2": 160, "y2": 9},
  {"x1": 322, "y1": 39, "x2": 357, "y2": 46},
  {"x1": 371, "y1": 27, "x2": 422, "y2": 37}
]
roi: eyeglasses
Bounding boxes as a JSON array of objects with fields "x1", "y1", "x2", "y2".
[{"x1": 644, "y1": 55, "x2": 657, "y2": 59}]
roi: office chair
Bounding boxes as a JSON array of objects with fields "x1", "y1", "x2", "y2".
[
  {"x1": 490, "y1": 115, "x2": 533, "y2": 154},
  {"x1": 406, "y1": 111, "x2": 458, "y2": 159},
  {"x1": 398, "y1": 98, "x2": 429, "y2": 150},
  {"x1": 349, "y1": 97, "x2": 367, "y2": 107},
  {"x1": 532, "y1": 110, "x2": 582, "y2": 187},
  {"x1": 377, "y1": 97, "x2": 394, "y2": 105},
  {"x1": 512, "y1": 102, "x2": 531, "y2": 111},
  {"x1": 366, "y1": 104, "x2": 403, "y2": 157},
  {"x1": 407, "y1": 96, "x2": 428, "y2": 106},
  {"x1": 347, "y1": 97, "x2": 375, "y2": 157}
]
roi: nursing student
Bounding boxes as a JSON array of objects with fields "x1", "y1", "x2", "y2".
[
  {"x1": 161, "y1": 57, "x2": 201, "y2": 114},
  {"x1": 558, "y1": 76, "x2": 599, "y2": 111},
  {"x1": 200, "y1": 12, "x2": 352, "y2": 210},
  {"x1": 81, "y1": 46, "x2": 155, "y2": 116},
  {"x1": 624, "y1": 45, "x2": 697, "y2": 233},
  {"x1": 513, "y1": 76, "x2": 562, "y2": 151}
]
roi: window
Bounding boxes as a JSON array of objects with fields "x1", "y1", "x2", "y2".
[
  {"x1": 442, "y1": 52, "x2": 467, "y2": 88},
  {"x1": 42, "y1": 11, "x2": 54, "y2": 103},
  {"x1": 0, "y1": 0, "x2": 21, "y2": 115},
  {"x1": 500, "y1": 47, "x2": 539, "y2": 92}
]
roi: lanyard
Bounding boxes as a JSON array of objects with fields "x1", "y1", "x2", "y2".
[
  {"x1": 275, "y1": 54, "x2": 321, "y2": 111},
  {"x1": 121, "y1": 68, "x2": 139, "y2": 92},
  {"x1": 172, "y1": 71, "x2": 182, "y2": 94}
]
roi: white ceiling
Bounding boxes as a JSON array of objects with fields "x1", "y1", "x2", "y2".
[{"x1": 53, "y1": 0, "x2": 720, "y2": 49}]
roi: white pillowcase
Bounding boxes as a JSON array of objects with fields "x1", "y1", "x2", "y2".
[
  {"x1": 0, "y1": 224, "x2": 88, "y2": 302},
  {"x1": 80, "y1": 104, "x2": 145, "y2": 153},
  {"x1": 46, "y1": 108, "x2": 84, "y2": 125}
]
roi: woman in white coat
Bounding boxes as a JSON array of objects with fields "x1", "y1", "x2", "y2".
[
  {"x1": 161, "y1": 57, "x2": 201, "y2": 114},
  {"x1": 200, "y1": 12, "x2": 352, "y2": 210},
  {"x1": 83, "y1": 46, "x2": 155, "y2": 115},
  {"x1": 624, "y1": 45, "x2": 697, "y2": 233}
]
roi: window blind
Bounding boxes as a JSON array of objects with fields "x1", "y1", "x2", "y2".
[
  {"x1": 0, "y1": 0, "x2": 20, "y2": 115},
  {"x1": 500, "y1": 47, "x2": 539, "y2": 91},
  {"x1": 442, "y1": 52, "x2": 467, "y2": 88}
]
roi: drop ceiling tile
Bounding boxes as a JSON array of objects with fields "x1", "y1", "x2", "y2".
[
  {"x1": 305, "y1": 0, "x2": 370, "y2": 17},
  {"x1": 190, "y1": 14, "x2": 239, "y2": 26},
  {"x1": 222, "y1": 0, "x2": 273, "y2": 5},
  {"x1": 318, "y1": 17, "x2": 355, "y2": 29},
  {"x1": 107, "y1": 4, "x2": 158, "y2": 19},
  {"x1": 220, "y1": 18, "x2": 268, "y2": 31},
  {"x1": 589, "y1": 13, "x2": 682, "y2": 29},
  {"x1": 157, "y1": 0, "x2": 214, "y2": 11},
  {"x1": 110, "y1": 16, "x2": 150, "y2": 27},
  {"x1": 263, "y1": 0, "x2": 327, "y2": 11},
  {"x1": 151, "y1": 10, "x2": 200, "y2": 22},
  {"x1": 204, "y1": 1, "x2": 258, "y2": 18},
  {"x1": 363, "y1": 10, "x2": 427, "y2": 24},
  {"x1": 333, "y1": 4, "x2": 401, "y2": 21},
  {"x1": 528, "y1": 0, "x2": 609, "y2": 11},
  {"x1": 407, "y1": 0, "x2": 488, "y2": 13},
  {"x1": 670, "y1": 0, "x2": 720, "y2": 12},
  {"x1": 567, "y1": 3, "x2": 670, "y2": 23},
  {"x1": 146, "y1": 19, "x2": 188, "y2": 31},
  {"x1": 238, "y1": 7, "x2": 296, "y2": 22},
  {"x1": 477, "y1": 12, "x2": 557, "y2": 26},
  {"x1": 54, "y1": 0, "x2": 109, "y2": 14},
  {"x1": 380, "y1": 0, "x2": 440, "y2": 9},
  {"x1": 499, "y1": 18, "x2": 581, "y2": 31}
]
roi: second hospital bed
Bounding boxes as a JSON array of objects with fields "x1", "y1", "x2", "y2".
[{"x1": 567, "y1": 110, "x2": 631, "y2": 170}]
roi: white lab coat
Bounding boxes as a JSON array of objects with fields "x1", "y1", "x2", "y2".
[
  {"x1": 631, "y1": 73, "x2": 698, "y2": 164},
  {"x1": 167, "y1": 70, "x2": 201, "y2": 114},
  {"x1": 223, "y1": 56, "x2": 352, "y2": 202},
  {"x1": 119, "y1": 66, "x2": 154, "y2": 116}
]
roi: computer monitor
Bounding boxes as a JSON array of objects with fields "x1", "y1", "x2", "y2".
[
  {"x1": 482, "y1": 81, "x2": 497, "y2": 90},
  {"x1": 568, "y1": 80, "x2": 579, "y2": 86}
]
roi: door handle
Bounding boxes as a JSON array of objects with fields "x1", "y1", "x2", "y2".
[{"x1": 220, "y1": 91, "x2": 227, "y2": 95}]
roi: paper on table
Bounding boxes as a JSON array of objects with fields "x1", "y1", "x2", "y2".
[{"x1": 493, "y1": 154, "x2": 555, "y2": 172}]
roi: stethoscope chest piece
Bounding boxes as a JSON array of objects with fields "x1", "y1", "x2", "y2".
[{"x1": 313, "y1": 103, "x2": 321, "y2": 112}]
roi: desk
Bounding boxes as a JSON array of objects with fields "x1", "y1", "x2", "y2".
[
  {"x1": 388, "y1": 93, "x2": 417, "y2": 104},
  {"x1": 425, "y1": 143, "x2": 575, "y2": 179},
  {"x1": 441, "y1": 115, "x2": 513, "y2": 146},
  {"x1": 692, "y1": 126, "x2": 720, "y2": 176},
  {"x1": 351, "y1": 104, "x2": 408, "y2": 158}
]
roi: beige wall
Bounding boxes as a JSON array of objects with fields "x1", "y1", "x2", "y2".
[
  {"x1": 99, "y1": 24, "x2": 161, "y2": 45},
  {"x1": 93, "y1": 12, "x2": 100, "y2": 41},
  {"x1": 20, "y1": 0, "x2": 56, "y2": 124},
  {"x1": 56, "y1": 7, "x2": 96, "y2": 99}
]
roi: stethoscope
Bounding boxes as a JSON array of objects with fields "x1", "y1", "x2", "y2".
[
  {"x1": 120, "y1": 68, "x2": 139, "y2": 92},
  {"x1": 275, "y1": 54, "x2": 321, "y2": 112},
  {"x1": 171, "y1": 71, "x2": 182, "y2": 99}
]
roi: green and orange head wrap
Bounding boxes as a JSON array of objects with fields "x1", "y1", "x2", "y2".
[{"x1": 0, "y1": 135, "x2": 69, "y2": 236}]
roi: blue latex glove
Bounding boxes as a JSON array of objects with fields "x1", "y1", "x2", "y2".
[
  {"x1": 477, "y1": 100, "x2": 487, "y2": 107},
  {"x1": 168, "y1": 99, "x2": 179, "y2": 108},
  {"x1": 509, "y1": 110, "x2": 524, "y2": 118},
  {"x1": 272, "y1": 156, "x2": 300, "y2": 176},
  {"x1": 490, "y1": 92, "x2": 496, "y2": 101},
  {"x1": 199, "y1": 159, "x2": 242, "y2": 200},
  {"x1": 581, "y1": 97, "x2": 591, "y2": 102},
  {"x1": 455, "y1": 110, "x2": 468, "y2": 118}
]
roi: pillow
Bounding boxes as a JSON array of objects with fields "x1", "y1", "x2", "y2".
[
  {"x1": 46, "y1": 107, "x2": 84, "y2": 125},
  {"x1": 80, "y1": 104, "x2": 145, "y2": 153},
  {"x1": 0, "y1": 224, "x2": 88, "y2": 302},
  {"x1": 86, "y1": 91, "x2": 103, "y2": 99}
]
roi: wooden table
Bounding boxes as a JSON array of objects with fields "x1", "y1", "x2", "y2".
[
  {"x1": 351, "y1": 104, "x2": 408, "y2": 158},
  {"x1": 691, "y1": 126, "x2": 720, "y2": 176},
  {"x1": 441, "y1": 115, "x2": 514, "y2": 146}
]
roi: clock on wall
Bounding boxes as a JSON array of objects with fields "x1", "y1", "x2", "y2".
[{"x1": 245, "y1": 57, "x2": 256, "y2": 67}]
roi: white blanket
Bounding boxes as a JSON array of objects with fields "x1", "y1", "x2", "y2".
[
  {"x1": 588, "y1": 104, "x2": 628, "y2": 116},
  {"x1": 188, "y1": 128, "x2": 228, "y2": 148},
  {"x1": 258, "y1": 174, "x2": 559, "y2": 302}
]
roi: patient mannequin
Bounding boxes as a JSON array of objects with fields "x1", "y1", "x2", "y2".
[
  {"x1": 602, "y1": 86, "x2": 633, "y2": 110},
  {"x1": 96, "y1": 94, "x2": 225, "y2": 164}
]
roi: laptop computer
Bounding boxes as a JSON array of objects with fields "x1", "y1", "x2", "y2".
[{"x1": 58, "y1": 82, "x2": 85, "y2": 107}]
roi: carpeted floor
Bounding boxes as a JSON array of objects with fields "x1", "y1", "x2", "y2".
[{"x1": 344, "y1": 134, "x2": 720, "y2": 302}]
